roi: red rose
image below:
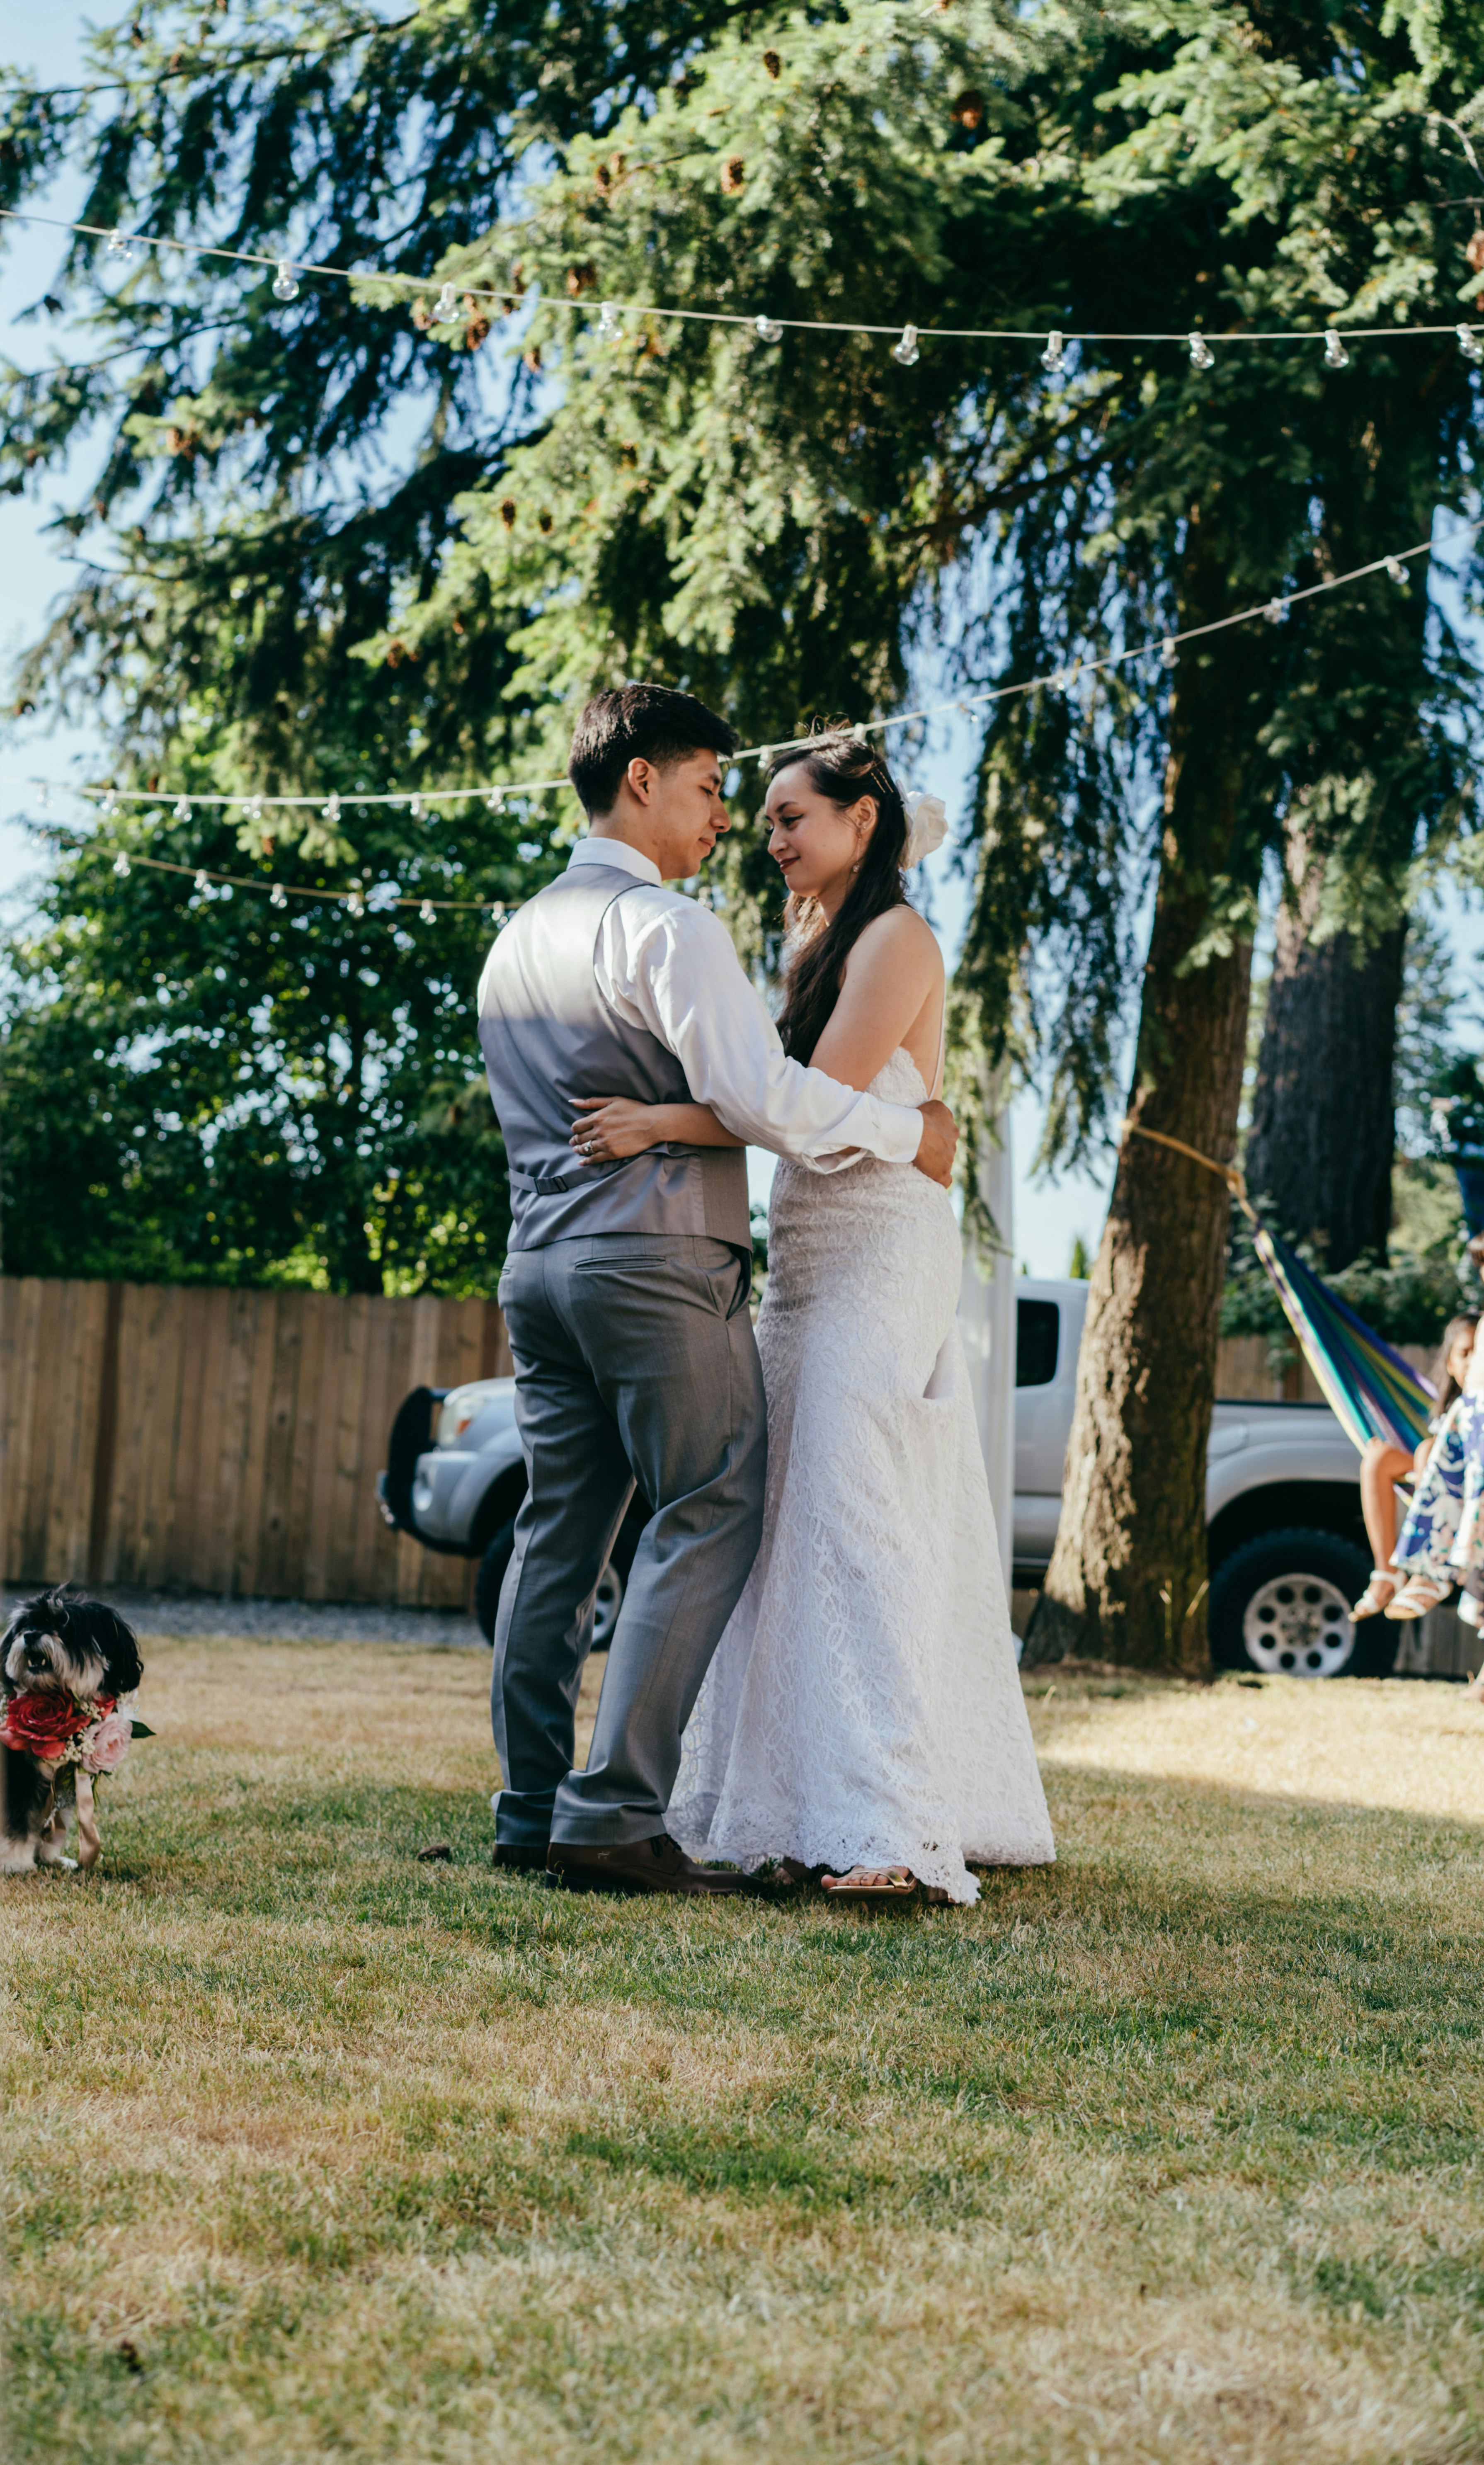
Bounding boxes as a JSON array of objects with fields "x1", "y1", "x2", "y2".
[{"x1": 0, "y1": 1690, "x2": 109, "y2": 1759}]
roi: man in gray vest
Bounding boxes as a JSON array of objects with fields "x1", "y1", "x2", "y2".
[{"x1": 478, "y1": 685, "x2": 957, "y2": 1894}]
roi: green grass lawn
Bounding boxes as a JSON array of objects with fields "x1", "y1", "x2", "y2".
[{"x1": 6, "y1": 1635, "x2": 1484, "y2": 2463}]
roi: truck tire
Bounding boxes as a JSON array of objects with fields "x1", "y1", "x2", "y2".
[
  {"x1": 473, "y1": 1521, "x2": 626, "y2": 1651},
  {"x1": 1209, "y1": 1527, "x2": 1393, "y2": 1679}
]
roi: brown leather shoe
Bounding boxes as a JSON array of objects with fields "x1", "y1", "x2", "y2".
[
  {"x1": 491, "y1": 1841, "x2": 549, "y2": 1871},
  {"x1": 546, "y1": 1833, "x2": 754, "y2": 1897}
]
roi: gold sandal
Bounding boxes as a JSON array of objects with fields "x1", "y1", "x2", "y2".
[{"x1": 820, "y1": 1866, "x2": 919, "y2": 1905}]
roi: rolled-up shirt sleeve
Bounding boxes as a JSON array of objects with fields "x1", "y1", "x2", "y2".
[{"x1": 596, "y1": 890, "x2": 924, "y2": 1168}]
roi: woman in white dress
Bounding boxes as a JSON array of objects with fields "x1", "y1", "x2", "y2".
[{"x1": 569, "y1": 733, "x2": 1053, "y2": 1903}]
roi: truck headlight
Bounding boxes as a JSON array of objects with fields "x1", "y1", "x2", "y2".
[{"x1": 435, "y1": 1385, "x2": 483, "y2": 1448}]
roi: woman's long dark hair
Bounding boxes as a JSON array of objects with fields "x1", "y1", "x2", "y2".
[
  {"x1": 771, "y1": 733, "x2": 911, "y2": 1065},
  {"x1": 1433, "y1": 1311, "x2": 1480, "y2": 1415}
]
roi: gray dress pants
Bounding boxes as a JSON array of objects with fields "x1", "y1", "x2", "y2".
[{"x1": 492, "y1": 1232, "x2": 767, "y2": 1849}]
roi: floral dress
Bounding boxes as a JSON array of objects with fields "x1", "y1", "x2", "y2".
[{"x1": 1392, "y1": 1395, "x2": 1484, "y2": 1584}]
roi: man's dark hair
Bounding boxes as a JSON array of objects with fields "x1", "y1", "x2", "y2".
[{"x1": 568, "y1": 684, "x2": 738, "y2": 815}]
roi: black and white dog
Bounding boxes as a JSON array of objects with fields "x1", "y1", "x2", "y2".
[{"x1": 1, "y1": 1589, "x2": 144, "y2": 1873}]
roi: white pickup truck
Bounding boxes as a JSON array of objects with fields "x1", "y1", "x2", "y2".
[{"x1": 378, "y1": 1277, "x2": 1445, "y2": 1679}]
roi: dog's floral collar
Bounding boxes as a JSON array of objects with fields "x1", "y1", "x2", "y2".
[
  {"x1": 0, "y1": 1690, "x2": 153, "y2": 1872},
  {"x1": 0, "y1": 1689, "x2": 151, "y2": 1770}
]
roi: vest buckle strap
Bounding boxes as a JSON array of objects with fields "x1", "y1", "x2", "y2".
[{"x1": 509, "y1": 1160, "x2": 628, "y2": 1197}]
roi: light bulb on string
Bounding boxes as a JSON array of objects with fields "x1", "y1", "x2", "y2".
[
  {"x1": 106, "y1": 228, "x2": 133, "y2": 260},
  {"x1": 754, "y1": 315, "x2": 783, "y2": 343},
  {"x1": 1188, "y1": 332, "x2": 1214, "y2": 371},
  {"x1": 1459, "y1": 326, "x2": 1484, "y2": 364},
  {"x1": 598, "y1": 301, "x2": 621, "y2": 339},
  {"x1": 491, "y1": 903, "x2": 507, "y2": 927},
  {"x1": 1324, "y1": 330, "x2": 1349, "y2": 369},
  {"x1": 113, "y1": 852, "x2": 131, "y2": 877},
  {"x1": 174, "y1": 796, "x2": 192, "y2": 821},
  {"x1": 272, "y1": 261, "x2": 299, "y2": 301},
  {"x1": 419, "y1": 899, "x2": 437, "y2": 924},
  {"x1": 891, "y1": 324, "x2": 920, "y2": 367},
  {"x1": 486, "y1": 787, "x2": 504, "y2": 813},
  {"x1": 1161, "y1": 639, "x2": 1178, "y2": 669},
  {"x1": 1040, "y1": 331, "x2": 1065, "y2": 373},
  {"x1": 270, "y1": 883, "x2": 287, "y2": 909},
  {"x1": 194, "y1": 869, "x2": 211, "y2": 894},
  {"x1": 245, "y1": 795, "x2": 264, "y2": 824},
  {"x1": 1264, "y1": 598, "x2": 1288, "y2": 624},
  {"x1": 321, "y1": 792, "x2": 341, "y2": 825},
  {"x1": 409, "y1": 795, "x2": 424, "y2": 820},
  {"x1": 1385, "y1": 556, "x2": 1407, "y2": 583},
  {"x1": 345, "y1": 885, "x2": 366, "y2": 919},
  {"x1": 99, "y1": 790, "x2": 119, "y2": 818},
  {"x1": 435, "y1": 282, "x2": 458, "y2": 321}
]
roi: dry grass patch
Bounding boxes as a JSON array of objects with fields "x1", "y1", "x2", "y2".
[{"x1": 5, "y1": 1635, "x2": 1484, "y2": 2462}]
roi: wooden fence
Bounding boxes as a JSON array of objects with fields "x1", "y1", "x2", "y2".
[
  {"x1": 1216, "y1": 1332, "x2": 1433, "y2": 1404},
  {"x1": 0, "y1": 1277, "x2": 1438, "y2": 1607},
  {"x1": 1, "y1": 1279, "x2": 511, "y2": 1607}
]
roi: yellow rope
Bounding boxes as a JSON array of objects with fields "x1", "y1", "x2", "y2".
[{"x1": 1118, "y1": 1121, "x2": 1259, "y2": 1224}]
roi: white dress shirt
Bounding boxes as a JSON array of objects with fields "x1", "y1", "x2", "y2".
[{"x1": 563, "y1": 835, "x2": 924, "y2": 1168}]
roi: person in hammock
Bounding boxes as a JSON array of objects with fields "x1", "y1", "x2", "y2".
[
  {"x1": 1382, "y1": 1313, "x2": 1484, "y2": 1623},
  {"x1": 1351, "y1": 1312, "x2": 1479, "y2": 1621}
]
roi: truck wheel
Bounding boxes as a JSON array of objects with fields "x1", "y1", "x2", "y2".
[
  {"x1": 1209, "y1": 1528, "x2": 1391, "y2": 1679},
  {"x1": 590, "y1": 1562, "x2": 623, "y2": 1651},
  {"x1": 473, "y1": 1525, "x2": 626, "y2": 1651}
]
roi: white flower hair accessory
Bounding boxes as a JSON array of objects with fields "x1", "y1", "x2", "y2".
[{"x1": 902, "y1": 790, "x2": 949, "y2": 870}]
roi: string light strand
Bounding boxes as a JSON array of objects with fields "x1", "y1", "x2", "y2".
[
  {"x1": 2, "y1": 203, "x2": 1482, "y2": 354},
  {"x1": 19, "y1": 829, "x2": 509, "y2": 926},
  {"x1": 11, "y1": 515, "x2": 1460, "y2": 832}
]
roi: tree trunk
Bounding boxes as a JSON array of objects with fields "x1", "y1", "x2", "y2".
[
  {"x1": 1025, "y1": 539, "x2": 1262, "y2": 1678},
  {"x1": 1245, "y1": 849, "x2": 1403, "y2": 1268}
]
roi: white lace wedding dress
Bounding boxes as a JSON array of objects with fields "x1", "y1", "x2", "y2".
[{"x1": 669, "y1": 1047, "x2": 1054, "y2": 1902}]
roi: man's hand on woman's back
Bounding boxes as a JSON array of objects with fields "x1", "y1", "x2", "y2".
[{"x1": 913, "y1": 1099, "x2": 958, "y2": 1189}]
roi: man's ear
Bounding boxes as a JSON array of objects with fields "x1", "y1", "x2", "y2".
[{"x1": 626, "y1": 755, "x2": 656, "y2": 808}]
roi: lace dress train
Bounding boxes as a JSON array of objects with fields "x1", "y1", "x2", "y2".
[{"x1": 669, "y1": 1049, "x2": 1054, "y2": 1903}]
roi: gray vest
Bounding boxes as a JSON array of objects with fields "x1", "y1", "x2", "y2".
[{"x1": 478, "y1": 861, "x2": 751, "y2": 1252}]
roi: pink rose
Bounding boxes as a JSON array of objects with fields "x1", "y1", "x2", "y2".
[{"x1": 80, "y1": 1708, "x2": 134, "y2": 1774}]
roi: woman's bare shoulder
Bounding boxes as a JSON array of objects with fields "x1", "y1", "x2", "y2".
[{"x1": 845, "y1": 904, "x2": 943, "y2": 980}]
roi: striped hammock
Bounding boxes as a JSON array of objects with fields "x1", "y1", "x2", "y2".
[
  {"x1": 1252, "y1": 1225, "x2": 1436, "y2": 1455},
  {"x1": 1121, "y1": 1120, "x2": 1438, "y2": 1455}
]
